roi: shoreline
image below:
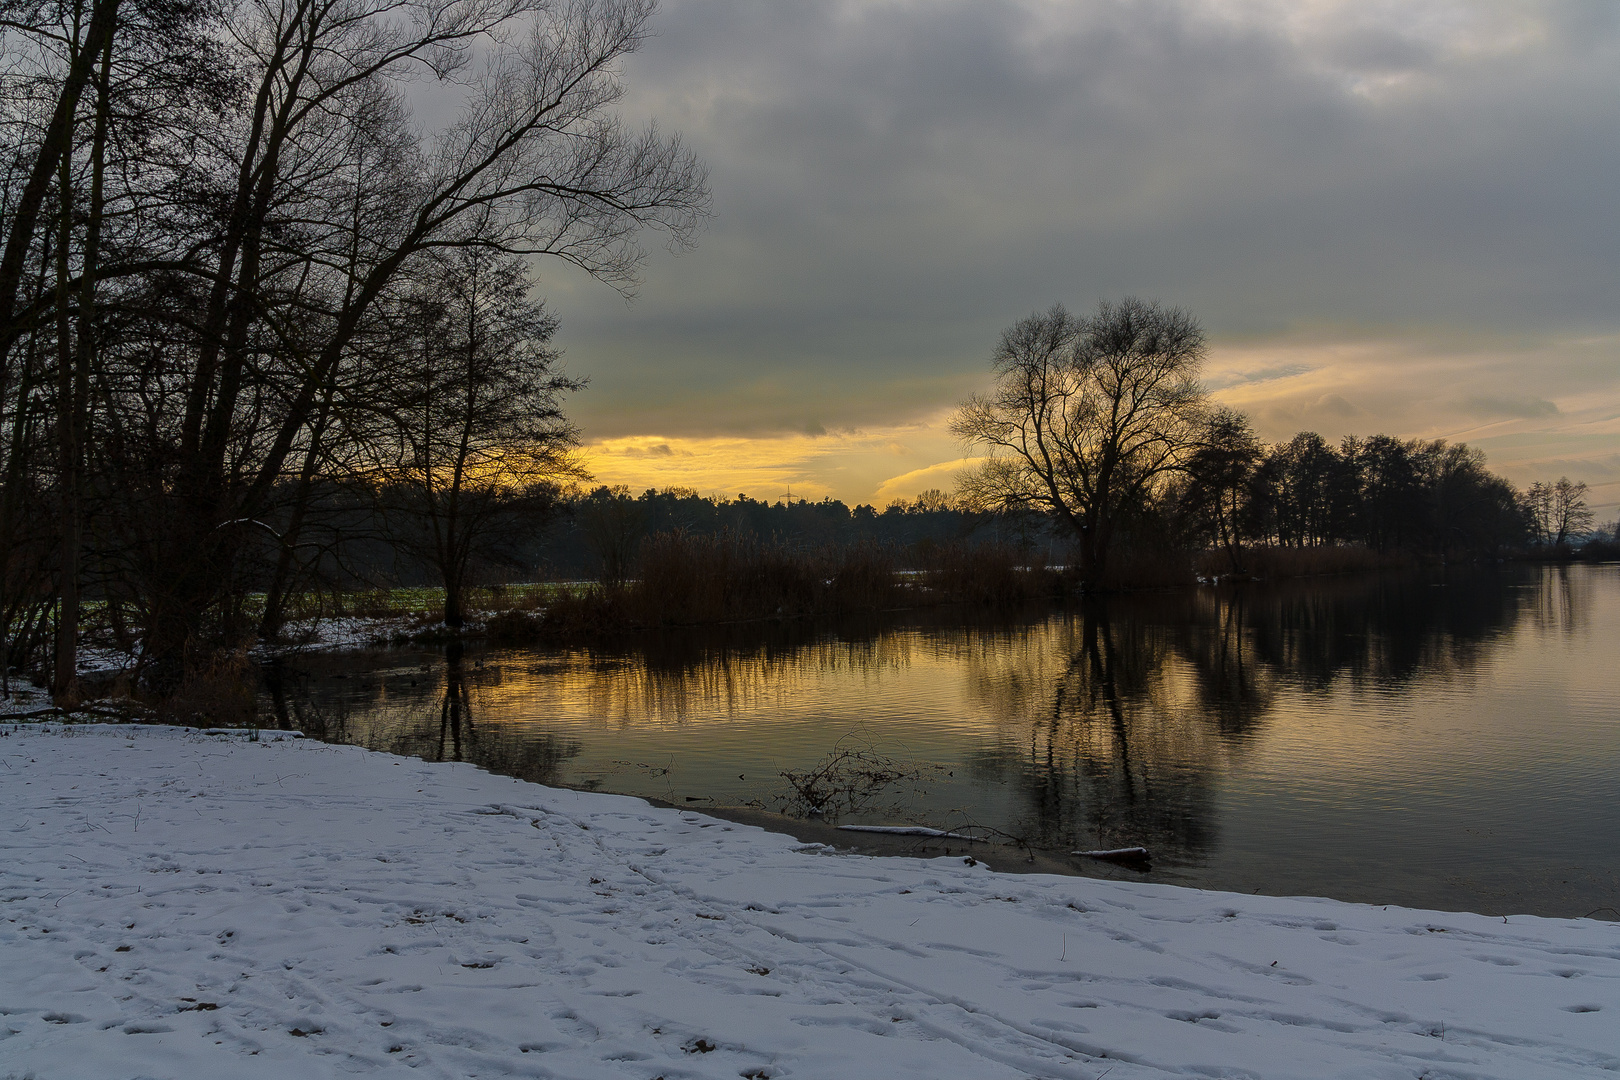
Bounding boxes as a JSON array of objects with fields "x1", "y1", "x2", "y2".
[{"x1": 646, "y1": 801, "x2": 1116, "y2": 879}]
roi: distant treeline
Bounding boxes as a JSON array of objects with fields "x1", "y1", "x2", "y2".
[
  {"x1": 542, "y1": 431, "x2": 1591, "y2": 587},
  {"x1": 541, "y1": 486, "x2": 1048, "y2": 581},
  {"x1": 258, "y1": 427, "x2": 1599, "y2": 599},
  {"x1": 1170, "y1": 432, "x2": 1530, "y2": 568}
]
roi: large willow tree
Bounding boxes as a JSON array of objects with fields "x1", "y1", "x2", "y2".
[{"x1": 952, "y1": 298, "x2": 1209, "y2": 589}]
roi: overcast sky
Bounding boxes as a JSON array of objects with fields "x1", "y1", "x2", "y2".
[{"x1": 535, "y1": 0, "x2": 1620, "y2": 515}]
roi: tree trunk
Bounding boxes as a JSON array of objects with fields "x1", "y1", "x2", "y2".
[
  {"x1": 442, "y1": 558, "x2": 464, "y2": 628},
  {"x1": 51, "y1": 24, "x2": 112, "y2": 704},
  {"x1": 259, "y1": 447, "x2": 325, "y2": 641},
  {"x1": 51, "y1": 146, "x2": 79, "y2": 703},
  {"x1": 1076, "y1": 514, "x2": 1113, "y2": 592}
]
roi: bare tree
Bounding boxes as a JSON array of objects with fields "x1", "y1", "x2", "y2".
[
  {"x1": 377, "y1": 247, "x2": 584, "y2": 626},
  {"x1": 1, "y1": 0, "x2": 232, "y2": 699},
  {"x1": 952, "y1": 298, "x2": 1209, "y2": 588},
  {"x1": 1550, "y1": 477, "x2": 1593, "y2": 546},
  {"x1": 95, "y1": 0, "x2": 707, "y2": 683}
]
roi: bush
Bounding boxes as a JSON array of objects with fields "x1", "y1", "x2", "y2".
[
  {"x1": 485, "y1": 609, "x2": 544, "y2": 641},
  {"x1": 158, "y1": 648, "x2": 258, "y2": 725},
  {"x1": 538, "y1": 531, "x2": 917, "y2": 631}
]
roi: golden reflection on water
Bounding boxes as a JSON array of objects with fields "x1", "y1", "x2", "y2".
[{"x1": 539, "y1": 630, "x2": 921, "y2": 727}]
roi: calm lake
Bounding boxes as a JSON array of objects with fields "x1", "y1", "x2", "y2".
[{"x1": 264, "y1": 562, "x2": 1620, "y2": 921}]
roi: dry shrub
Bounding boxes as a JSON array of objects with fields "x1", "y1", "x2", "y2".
[
  {"x1": 776, "y1": 734, "x2": 946, "y2": 819},
  {"x1": 540, "y1": 531, "x2": 903, "y2": 631},
  {"x1": 539, "y1": 585, "x2": 631, "y2": 635},
  {"x1": 637, "y1": 531, "x2": 781, "y2": 623},
  {"x1": 633, "y1": 531, "x2": 901, "y2": 624},
  {"x1": 827, "y1": 542, "x2": 902, "y2": 611},
  {"x1": 1578, "y1": 537, "x2": 1620, "y2": 562},
  {"x1": 485, "y1": 609, "x2": 544, "y2": 641},
  {"x1": 159, "y1": 647, "x2": 258, "y2": 726}
]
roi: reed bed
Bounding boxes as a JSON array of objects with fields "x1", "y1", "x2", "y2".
[
  {"x1": 1192, "y1": 544, "x2": 1411, "y2": 580},
  {"x1": 538, "y1": 532, "x2": 1064, "y2": 635},
  {"x1": 271, "y1": 538, "x2": 1436, "y2": 645},
  {"x1": 1101, "y1": 548, "x2": 1196, "y2": 590},
  {"x1": 917, "y1": 542, "x2": 1064, "y2": 603}
]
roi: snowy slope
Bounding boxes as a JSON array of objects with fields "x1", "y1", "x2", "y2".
[{"x1": 3, "y1": 723, "x2": 1617, "y2": 1079}]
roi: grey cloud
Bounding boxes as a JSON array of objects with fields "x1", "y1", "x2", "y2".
[
  {"x1": 542, "y1": 0, "x2": 1620, "y2": 441},
  {"x1": 618, "y1": 443, "x2": 683, "y2": 458},
  {"x1": 1315, "y1": 394, "x2": 1362, "y2": 419},
  {"x1": 1316, "y1": 27, "x2": 1437, "y2": 74},
  {"x1": 1458, "y1": 395, "x2": 1561, "y2": 420},
  {"x1": 1207, "y1": 364, "x2": 1313, "y2": 390}
]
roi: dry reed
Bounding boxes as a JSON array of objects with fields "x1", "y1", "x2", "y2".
[{"x1": 1193, "y1": 544, "x2": 1410, "y2": 580}]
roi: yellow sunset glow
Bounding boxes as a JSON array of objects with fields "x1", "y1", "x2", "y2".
[{"x1": 579, "y1": 419, "x2": 973, "y2": 506}]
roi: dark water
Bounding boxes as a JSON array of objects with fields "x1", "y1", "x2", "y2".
[{"x1": 264, "y1": 563, "x2": 1620, "y2": 920}]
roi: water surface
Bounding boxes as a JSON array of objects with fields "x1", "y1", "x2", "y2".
[{"x1": 266, "y1": 563, "x2": 1620, "y2": 920}]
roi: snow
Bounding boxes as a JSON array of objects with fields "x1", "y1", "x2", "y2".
[
  {"x1": 4, "y1": 724, "x2": 1618, "y2": 1079},
  {"x1": 258, "y1": 615, "x2": 420, "y2": 655}
]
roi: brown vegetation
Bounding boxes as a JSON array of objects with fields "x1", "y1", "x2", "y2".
[
  {"x1": 918, "y1": 542, "x2": 1063, "y2": 604},
  {"x1": 255, "y1": 537, "x2": 1442, "y2": 653},
  {"x1": 535, "y1": 532, "x2": 1064, "y2": 635},
  {"x1": 157, "y1": 648, "x2": 257, "y2": 726},
  {"x1": 1192, "y1": 544, "x2": 1411, "y2": 580}
]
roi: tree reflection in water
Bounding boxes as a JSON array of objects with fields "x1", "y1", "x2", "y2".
[
  {"x1": 963, "y1": 571, "x2": 1527, "y2": 864},
  {"x1": 565, "y1": 616, "x2": 910, "y2": 726},
  {"x1": 268, "y1": 643, "x2": 583, "y2": 787}
]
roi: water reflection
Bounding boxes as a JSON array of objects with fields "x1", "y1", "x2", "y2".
[
  {"x1": 965, "y1": 605, "x2": 1231, "y2": 859},
  {"x1": 268, "y1": 645, "x2": 584, "y2": 786},
  {"x1": 564, "y1": 619, "x2": 917, "y2": 727},
  {"x1": 269, "y1": 565, "x2": 1620, "y2": 917},
  {"x1": 1524, "y1": 563, "x2": 1592, "y2": 635}
]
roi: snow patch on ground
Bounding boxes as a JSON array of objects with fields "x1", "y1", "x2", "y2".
[
  {"x1": 3, "y1": 723, "x2": 1618, "y2": 1079},
  {"x1": 257, "y1": 615, "x2": 492, "y2": 657},
  {"x1": 261, "y1": 615, "x2": 414, "y2": 654}
]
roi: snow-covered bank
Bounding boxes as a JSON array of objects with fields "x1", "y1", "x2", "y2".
[{"x1": 4, "y1": 726, "x2": 1617, "y2": 1079}]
